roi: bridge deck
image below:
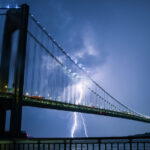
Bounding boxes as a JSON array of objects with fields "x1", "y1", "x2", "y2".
[{"x1": 0, "y1": 93, "x2": 150, "y2": 123}]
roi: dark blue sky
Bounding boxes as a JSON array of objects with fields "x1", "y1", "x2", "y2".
[{"x1": 2, "y1": 0, "x2": 150, "y2": 137}]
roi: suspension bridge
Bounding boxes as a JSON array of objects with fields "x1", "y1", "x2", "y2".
[{"x1": 0, "y1": 4, "x2": 150, "y2": 138}]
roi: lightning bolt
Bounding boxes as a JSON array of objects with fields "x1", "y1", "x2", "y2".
[
  {"x1": 71, "y1": 82, "x2": 88, "y2": 137},
  {"x1": 80, "y1": 113, "x2": 88, "y2": 137},
  {"x1": 71, "y1": 112, "x2": 77, "y2": 137}
]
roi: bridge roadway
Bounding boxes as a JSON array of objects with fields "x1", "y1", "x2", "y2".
[{"x1": 0, "y1": 92, "x2": 150, "y2": 123}]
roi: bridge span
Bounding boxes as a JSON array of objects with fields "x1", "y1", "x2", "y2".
[{"x1": 0, "y1": 4, "x2": 150, "y2": 138}]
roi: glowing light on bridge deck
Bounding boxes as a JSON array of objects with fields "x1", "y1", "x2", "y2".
[
  {"x1": 5, "y1": 85, "x2": 8, "y2": 89},
  {"x1": 25, "y1": 92, "x2": 29, "y2": 96}
]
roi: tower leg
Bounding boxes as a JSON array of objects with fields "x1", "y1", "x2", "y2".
[
  {"x1": 9, "y1": 4, "x2": 29, "y2": 138},
  {"x1": 10, "y1": 105, "x2": 22, "y2": 137},
  {"x1": 0, "y1": 109, "x2": 6, "y2": 137}
]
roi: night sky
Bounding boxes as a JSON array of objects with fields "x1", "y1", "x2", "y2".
[{"x1": 1, "y1": 0, "x2": 150, "y2": 137}]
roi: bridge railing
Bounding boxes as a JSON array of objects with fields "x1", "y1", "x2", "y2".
[{"x1": 0, "y1": 136, "x2": 150, "y2": 150}]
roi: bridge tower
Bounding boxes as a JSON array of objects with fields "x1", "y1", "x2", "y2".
[{"x1": 0, "y1": 4, "x2": 29, "y2": 137}]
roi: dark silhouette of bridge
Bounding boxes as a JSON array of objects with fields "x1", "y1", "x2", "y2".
[{"x1": 0, "y1": 4, "x2": 150, "y2": 138}]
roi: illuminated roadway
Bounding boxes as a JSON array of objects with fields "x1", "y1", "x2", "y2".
[{"x1": 1, "y1": 92, "x2": 150, "y2": 123}]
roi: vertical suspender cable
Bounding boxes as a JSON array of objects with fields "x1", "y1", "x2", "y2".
[
  {"x1": 31, "y1": 33, "x2": 37, "y2": 96},
  {"x1": 38, "y1": 30, "x2": 43, "y2": 97}
]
